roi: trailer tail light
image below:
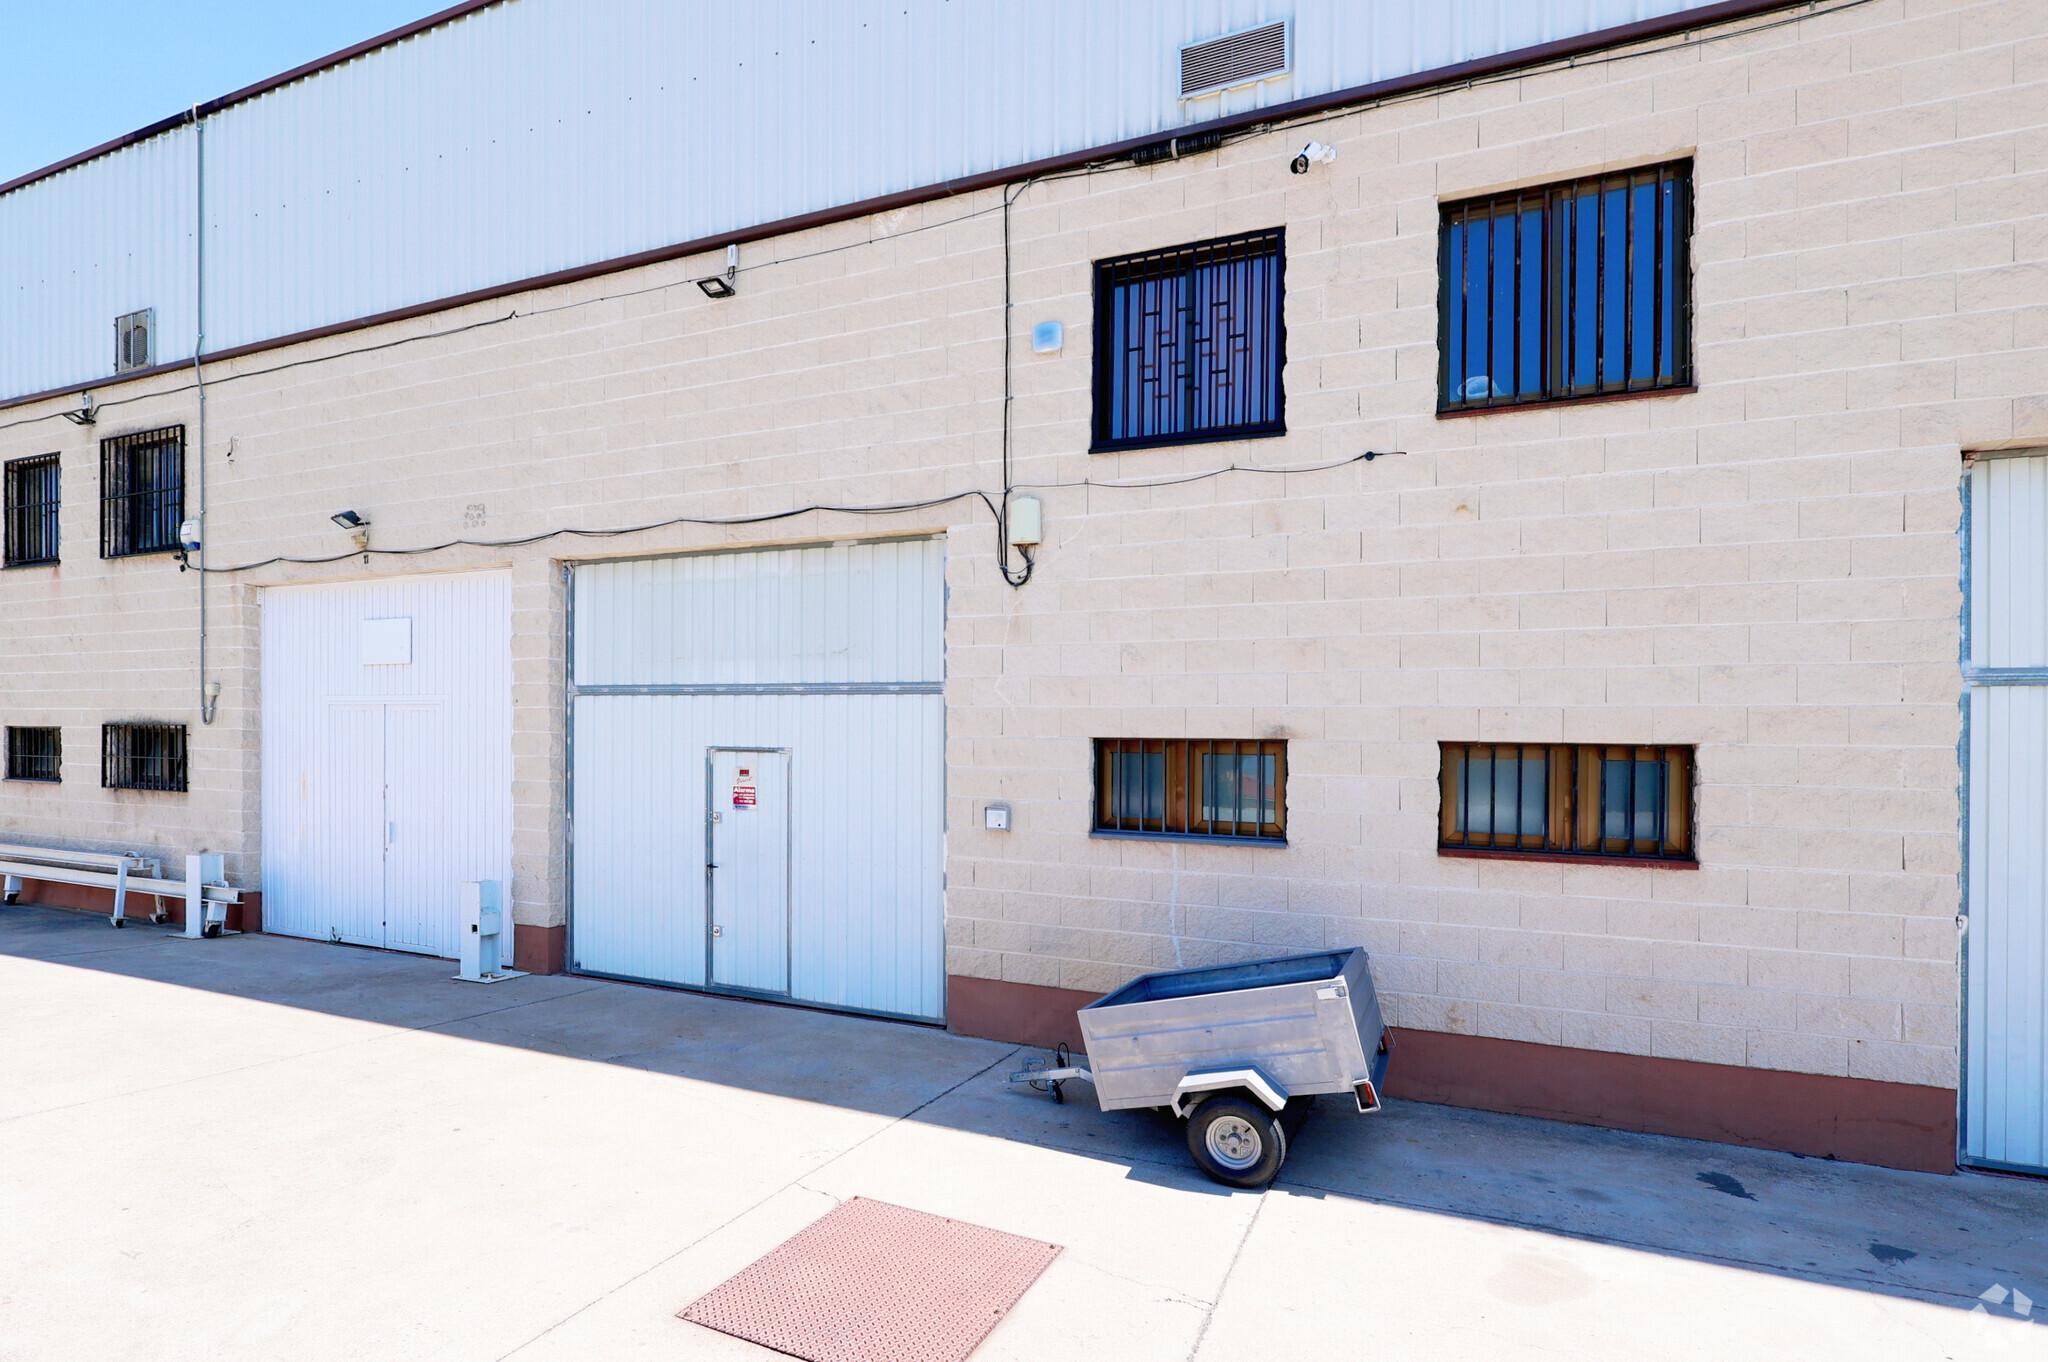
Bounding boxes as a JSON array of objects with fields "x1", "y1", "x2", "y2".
[{"x1": 1355, "y1": 1080, "x2": 1382, "y2": 1113}]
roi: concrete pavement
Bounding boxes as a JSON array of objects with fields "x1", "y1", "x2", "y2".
[{"x1": 1, "y1": 902, "x2": 2042, "y2": 1360}]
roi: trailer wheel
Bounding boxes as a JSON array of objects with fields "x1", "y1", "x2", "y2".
[{"x1": 1186, "y1": 1094, "x2": 1286, "y2": 1188}]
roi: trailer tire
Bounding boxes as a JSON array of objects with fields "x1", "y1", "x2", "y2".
[{"x1": 1186, "y1": 1094, "x2": 1286, "y2": 1187}]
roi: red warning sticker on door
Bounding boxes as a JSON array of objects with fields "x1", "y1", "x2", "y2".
[{"x1": 732, "y1": 768, "x2": 756, "y2": 807}]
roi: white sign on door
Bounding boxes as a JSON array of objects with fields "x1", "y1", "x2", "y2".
[{"x1": 732, "y1": 767, "x2": 757, "y2": 808}]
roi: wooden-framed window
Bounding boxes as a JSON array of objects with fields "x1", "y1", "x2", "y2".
[
  {"x1": 5, "y1": 726, "x2": 61, "y2": 782},
  {"x1": 1093, "y1": 739, "x2": 1286, "y2": 842},
  {"x1": 1438, "y1": 742, "x2": 1694, "y2": 864},
  {"x1": 103, "y1": 723, "x2": 187, "y2": 792},
  {"x1": 4, "y1": 454, "x2": 60, "y2": 567},
  {"x1": 100, "y1": 426, "x2": 184, "y2": 558},
  {"x1": 1438, "y1": 160, "x2": 1692, "y2": 414},
  {"x1": 1092, "y1": 229, "x2": 1285, "y2": 452}
]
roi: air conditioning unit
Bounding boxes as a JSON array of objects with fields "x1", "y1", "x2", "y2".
[
  {"x1": 1180, "y1": 20, "x2": 1290, "y2": 100},
  {"x1": 115, "y1": 308, "x2": 155, "y2": 372}
]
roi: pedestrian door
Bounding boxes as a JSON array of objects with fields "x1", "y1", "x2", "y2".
[
  {"x1": 1965, "y1": 451, "x2": 2048, "y2": 1174},
  {"x1": 708, "y1": 748, "x2": 791, "y2": 994}
]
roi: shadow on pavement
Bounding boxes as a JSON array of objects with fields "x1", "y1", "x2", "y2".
[{"x1": 6, "y1": 900, "x2": 2044, "y2": 1324}]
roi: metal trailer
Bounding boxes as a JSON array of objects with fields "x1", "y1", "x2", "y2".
[{"x1": 1009, "y1": 948, "x2": 1392, "y2": 1187}]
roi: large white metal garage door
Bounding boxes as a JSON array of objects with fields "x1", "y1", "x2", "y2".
[
  {"x1": 261, "y1": 572, "x2": 513, "y2": 959},
  {"x1": 1966, "y1": 452, "x2": 2048, "y2": 1174},
  {"x1": 569, "y1": 539, "x2": 945, "y2": 1021}
]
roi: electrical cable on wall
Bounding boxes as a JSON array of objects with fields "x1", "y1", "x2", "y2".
[{"x1": 192, "y1": 449, "x2": 1402, "y2": 576}]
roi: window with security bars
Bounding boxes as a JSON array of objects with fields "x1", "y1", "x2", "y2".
[
  {"x1": 102, "y1": 723, "x2": 187, "y2": 792},
  {"x1": 1093, "y1": 230, "x2": 1285, "y2": 452},
  {"x1": 5, "y1": 727, "x2": 61, "y2": 782},
  {"x1": 1439, "y1": 743, "x2": 1694, "y2": 862},
  {"x1": 4, "y1": 454, "x2": 60, "y2": 567},
  {"x1": 1438, "y1": 161, "x2": 1692, "y2": 413},
  {"x1": 100, "y1": 426, "x2": 184, "y2": 558},
  {"x1": 1094, "y1": 739, "x2": 1286, "y2": 841}
]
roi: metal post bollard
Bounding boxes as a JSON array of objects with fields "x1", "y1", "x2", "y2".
[
  {"x1": 454, "y1": 880, "x2": 526, "y2": 984},
  {"x1": 183, "y1": 854, "x2": 225, "y2": 938}
]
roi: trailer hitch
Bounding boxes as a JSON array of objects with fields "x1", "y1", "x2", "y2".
[{"x1": 1008, "y1": 1043, "x2": 1093, "y2": 1103}]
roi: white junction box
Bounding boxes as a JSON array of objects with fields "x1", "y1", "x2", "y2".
[{"x1": 454, "y1": 880, "x2": 526, "y2": 983}]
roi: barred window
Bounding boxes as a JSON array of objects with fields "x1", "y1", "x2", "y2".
[
  {"x1": 1439, "y1": 743, "x2": 1694, "y2": 863},
  {"x1": 1094, "y1": 739, "x2": 1286, "y2": 841},
  {"x1": 1439, "y1": 161, "x2": 1692, "y2": 413},
  {"x1": 4, "y1": 454, "x2": 60, "y2": 567},
  {"x1": 5, "y1": 727, "x2": 61, "y2": 782},
  {"x1": 100, "y1": 426, "x2": 184, "y2": 558},
  {"x1": 103, "y1": 723, "x2": 188, "y2": 792},
  {"x1": 1092, "y1": 229, "x2": 1285, "y2": 452}
]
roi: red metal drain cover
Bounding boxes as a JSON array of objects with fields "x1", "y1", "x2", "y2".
[{"x1": 680, "y1": 1197, "x2": 1061, "y2": 1362}]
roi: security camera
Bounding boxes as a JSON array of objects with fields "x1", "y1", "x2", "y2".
[{"x1": 1290, "y1": 141, "x2": 1337, "y2": 174}]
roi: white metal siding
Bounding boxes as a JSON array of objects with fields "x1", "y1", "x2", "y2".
[
  {"x1": 1966, "y1": 455, "x2": 2048, "y2": 1173},
  {"x1": 572, "y1": 538, "x2": 945, "y2": 686},
  {"x1": 1, "y1": 0, "x2": 1724, "y2": 399},
  {"x1": 0, "y1": 124, "x2": 195, "y2": 399},
  {"x1": 261, "y1": 571, "x2": 512, "y2": 959},
  {"x1": 570, "y1": 539, "x2": 946, "y2": 1020}
]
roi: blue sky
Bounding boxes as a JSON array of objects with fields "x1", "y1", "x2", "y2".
[{"x1": 1, "y1": 2, "x2": 441, "y2": 183}]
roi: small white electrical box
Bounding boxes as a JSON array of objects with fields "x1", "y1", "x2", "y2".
[
  {"x1": 1007, "y1": 496, "x2": 1042, "y2": 548},
  {"x1": 1031, "y1": 320, "x2": 1063, "y2": 354},
  {"x1": 985, "y1": 803, "x2": 1011, "y2": 831}
]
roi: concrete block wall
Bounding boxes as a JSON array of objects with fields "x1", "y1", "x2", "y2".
[{"x1": 0, "y1": 0, "x2": 2040, "y2": 1100}]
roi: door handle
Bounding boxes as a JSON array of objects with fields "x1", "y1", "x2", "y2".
[{"x1": 710, "y1": 924, "x2": 724, "y2": 937}]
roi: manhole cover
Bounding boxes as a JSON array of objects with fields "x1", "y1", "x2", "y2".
[{"x1": 680, "y1": 1196, "x2": 1061, "y2": 1362}]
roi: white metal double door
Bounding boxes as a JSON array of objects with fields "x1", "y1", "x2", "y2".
[
  {"x1": 323, "y1": 703, "x2": 451, "y2": 952},
  {"x1": 261, "y1": 572, "x2": 513, "y2": 961},
  {"x1": 1966, "y1": 452, "x2": 2048, "y2": 1174}
]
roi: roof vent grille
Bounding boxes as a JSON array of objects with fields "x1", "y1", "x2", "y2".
[{"x1": 1180, "y1": 21, "x2": 1289, "y2": 99}]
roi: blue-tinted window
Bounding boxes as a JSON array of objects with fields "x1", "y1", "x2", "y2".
[
  {"x1": 1095, "y1": 739, "x2": 1287, "y2": 841},
  {"x1": 1440, "y1": 161, "x2": 1690, "y2": 411},
  {"x1": 1439, "y1": 743, "x2": 1694, "y2": 862},
  {"x1": 1094, "y1": 230, "x2": 1285, "y2": 451}
]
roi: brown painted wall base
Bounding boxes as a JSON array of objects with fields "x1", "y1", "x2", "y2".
[
  {"x1": 14, "y1": 879, "x2": 263, "y2": 935},
  {"x1": 945, "y1": 974, "x2": 1958, "y2": 1175},
  {"x1": 515, "y1": 923, "x2": 565, "y2": 975},
  {"x1": 948, "y1": 975, "x2": 1099, "y2": 1050},
  {"x1": 14, "y1": 882, "x2": 564, "y2": 974}
]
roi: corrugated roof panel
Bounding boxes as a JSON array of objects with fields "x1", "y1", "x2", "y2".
[{"x1": 0, "y1": 0, "x2": 1723, "y2": 401}]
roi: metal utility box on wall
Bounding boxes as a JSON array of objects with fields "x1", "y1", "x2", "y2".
[
  {"x1": 568, "y1": 538, "x2": 946, "y2": 1021},
  {"x1": 260, "y1": 572, "x2": 513, "y2": 960}
]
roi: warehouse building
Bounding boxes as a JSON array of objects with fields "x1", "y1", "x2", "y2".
[{"x1": 2, "y1": 0, "x2": 2044, "y2": 1176}]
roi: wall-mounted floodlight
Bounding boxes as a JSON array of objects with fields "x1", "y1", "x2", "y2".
[
  {"x1": 696, "y1": 243, "x2": 740, "y2": 298},
  {"x1": 60, "y1": 392, "x2": 97, "y2": 426},
  {"x1": 331, "y1": 510, "x2": 368, "y2": 529}
]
